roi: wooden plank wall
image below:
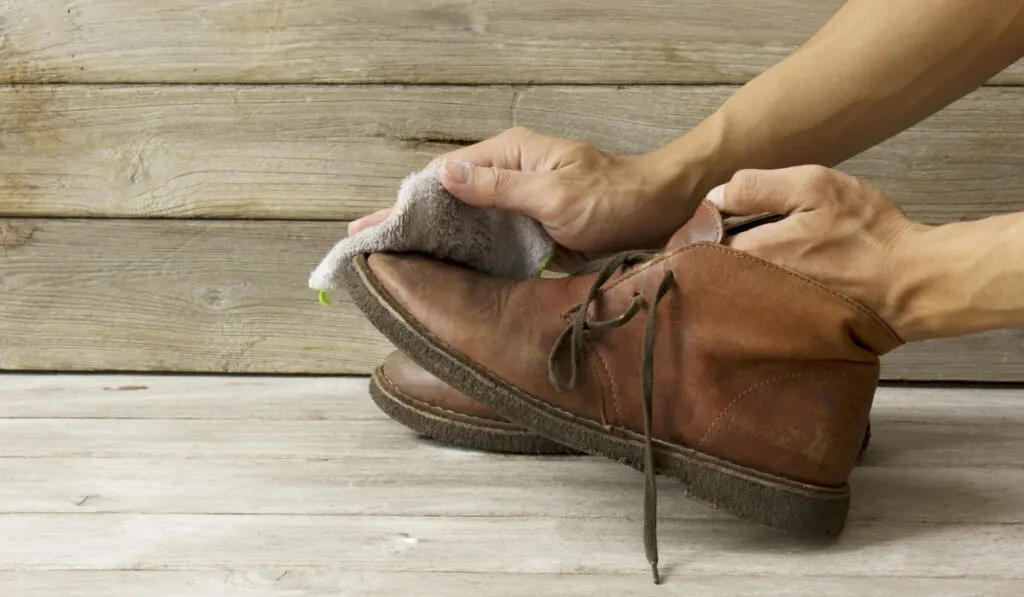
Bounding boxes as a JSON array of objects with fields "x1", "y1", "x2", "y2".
[{"x1": 1, "y1": 1, "x2": 1022, "y2": 380}]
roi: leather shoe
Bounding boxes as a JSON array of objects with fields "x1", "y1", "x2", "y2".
[{"x1": 343, "y1": 201, "x2": 901, "y2": 581}]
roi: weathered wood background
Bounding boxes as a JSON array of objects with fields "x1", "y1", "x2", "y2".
[{"x1": 1, "y1": 1, "x2": 1022, "y2": 380}]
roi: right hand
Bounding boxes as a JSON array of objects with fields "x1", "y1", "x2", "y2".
[
  {"x1": 348, "y1": 127, "x2": 698, "y2": 257},
  {"x1": 711, "y1": 166, "x2": 922, "y2": 339}
]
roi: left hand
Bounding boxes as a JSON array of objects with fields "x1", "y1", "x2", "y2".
[{"x1": 709, "y1": 165, "x2": 925, "y2": 339}]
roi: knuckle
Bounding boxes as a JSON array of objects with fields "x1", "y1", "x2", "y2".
[
  {"x1": 504, "y1": 125, "x2": 535, "y2": 139},
  {"x1": 487, "y1": 167, "x2": 510, "y2": 193},
  {"x1": 794, "y1": 165, "x2": 839, "y2": 197},
  {"x1": 567, "y1": 144, "x2": 601, "y2": 165},
  {"x1": 730, "y1": 169, "x2": 761, "y2": 196},
  {"x1": 795, "y1": 164, "x2": 833, "y2": 180}
]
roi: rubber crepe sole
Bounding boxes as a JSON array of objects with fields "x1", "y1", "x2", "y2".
[
  {"x1": 343, "y1": 254, "x2": 850, "y2": 538},
  {"x1": 370, "y1": 365, "x2": 578, "y2": 455}
]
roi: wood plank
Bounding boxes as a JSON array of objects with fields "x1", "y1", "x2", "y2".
[
  {"x1": 2, "y1": 455, "x2": 1023, "y2": 524},
  {"x1": 3, "y1": 414, "x2": 1020, "y2": 467},
  {"x1": 2, "y1": 219, "x2": 1023, "y2": 379},
  {"x1": 2, "y1": 85, "x2": 1023, "y2": 224},
  {"x1": 1, "y1": 382, "x2": 1023, "y2": 524},
  {"x1": 884, "y1": 331, "x2": 1024, "y2": 381},
  {"x1": 0, "y1": 571, "x2": 1020, "y2": 597},
  {"x1": 0, "y1": 375, "x2": 372, "y2": 420},
  {"x1": 1, "y1": 513, "x2": 1023, "y2": 578},
  {"x1": 3, "y1": 1, "x2": 1019, "y2": 85},
  {"x1": 0, "y1": 219, "x2": 384, "y2": 374},
  {"x1": 0, "y1": 407, "x2": 1021, "y2": 458},
  {"x1": 5, "y1": 375, "x2": 1024, "y2": 422}
]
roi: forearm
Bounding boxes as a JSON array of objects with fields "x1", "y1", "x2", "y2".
[
  {"x1": 894, "y1": 212, "x2": 1024, "y2": 341},
  {"x1": 654, "y1": 0, "x2": 1024, "y2": 202}
]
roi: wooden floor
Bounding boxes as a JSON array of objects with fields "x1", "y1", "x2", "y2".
[{"x1": 1, "y1": 376, "x2": 1023, "y2": 595}]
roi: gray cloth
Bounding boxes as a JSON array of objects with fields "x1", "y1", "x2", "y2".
[{"x1": 310, "y1": 166, "x2": 556, "y2": 304}]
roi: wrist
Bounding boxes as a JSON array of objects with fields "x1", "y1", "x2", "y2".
[
  {"x1": 888, "y1": 215, "x2": 1024, "y2": 341},
  {"x1": 885, "y1": 223, "x2": 955, "y2": 341},
  {"x1": 641, "y1": 118, "x2": 726, "y2": 215}
]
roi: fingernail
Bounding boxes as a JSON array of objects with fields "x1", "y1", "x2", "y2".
[
  {"x1": 706, "y1": 183, "x2": 726, "y2": 208},
  {"x1": 443, "y1": 159, "x2": 472, "y2": 184}
]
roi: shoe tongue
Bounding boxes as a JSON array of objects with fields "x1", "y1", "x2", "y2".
[{"x1": 664, "y1": 200, "x2": 725, "y2": 251}]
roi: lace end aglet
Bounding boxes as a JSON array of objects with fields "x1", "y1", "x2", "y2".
[{"x1": 650, "y1": 562, "x2": 661, "y2": 584}]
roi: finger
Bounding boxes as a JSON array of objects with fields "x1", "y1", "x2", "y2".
[
  {"x1": 347, "y1": 208, "x2": 392, "y2": 236},
  {"x1": 439, "y1": 159, "x2": 557, "y2": 219},
  {"x1": 427, "y1": 139, "x2": 511, "y2": 170},
  {"x1": 707, "y1": 167, "x2": 821, "y2": 217},
  {"x1": 722, "y1": 218, "x2": 792, "y2": 254},
  {"x1": 427, "y1": 127, "x2": 540, "y2": 171}
]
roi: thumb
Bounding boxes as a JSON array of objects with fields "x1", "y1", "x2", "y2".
[
  {"x1": 706, "y1": 168, "x2": 812, "y2": 217},
  {"x1": 439, "y1": 159, "x2": 554, "y2": 218}
]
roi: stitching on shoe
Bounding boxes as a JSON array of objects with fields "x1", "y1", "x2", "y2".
[
  {"x1": 559, "y1": 289, "x2": 628, "y2": 427},
  {"x1": 712, "y1": 203, "x2": 724, "y2": 240},
  {"x1": 696, "y1": 369, "x2": 859, "y2": 450},
  {"x1": 590, "y1": 343, "x2": 618, "y2": 427},
  {"x1": 701, "y1": 200, "x2": 725, "y2": 242}
]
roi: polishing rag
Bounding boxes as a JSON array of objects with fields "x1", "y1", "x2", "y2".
[{"x1": 310, "y1": 166, "x2": 556, "y2": 304}]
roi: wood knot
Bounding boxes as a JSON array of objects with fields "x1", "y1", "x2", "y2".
[
  {"x1": 202, "y1": 287, "x2": 229, "y2": 309},
  {"x1": 0, "y1": 221, "x2": 37, "y2": 254}
]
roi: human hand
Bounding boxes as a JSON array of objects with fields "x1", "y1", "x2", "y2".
[
  {"x1": 709, "y1": 166, "x2": 927, "y2": 340},
  {"x1": 348, "y1": 126, "x2": 698, "y2": 257}
]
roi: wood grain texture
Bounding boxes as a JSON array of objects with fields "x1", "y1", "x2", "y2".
[
  {"x1": 1, "y1": 414, "x2": 1022, "y2": 468},
  {"x1": 5, "y1": 457, "x2": 1024, "y2": 524},
  {"x1": 0, "y1": 379, "x2": 1022, "y2": 525},
  {"x1": 3, "y1": 1, "x2": 1019, "y2": 85},
  {"x1": 0, "y1": 375, "x2": 1022, "y2": 593},
  {"x1": 0, "y1": 374, "x2": 367, "y2": 419},
  {"x1": 0, "y1": 218, "x2": 381, "y2": 374},
  {"x1": 1, "y1": 417, "x2": 1023, "y2": 522},
  {"x1": 2, "y1": 85, "x2": 1023, "y2": 223},
  {"x1": 5, "y1": 375, "x2": 1024, "y2": 421},
  {"x1": 2, "y1": 571, "x2": 1021, "y2": 597},
  {"x1": 3, "y1": 513, "x2": 1024, "y2": 576},
  {"x1": 884, "y1": 330, "x2": 1024, "y2": 382},
  {"x1": 2, "y1": 219, "x2": 1023, "y2": 379}
]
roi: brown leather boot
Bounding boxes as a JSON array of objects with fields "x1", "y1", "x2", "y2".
[
  {"x1": 367, "y1": 206, "x2": 876, "y2": 458},
  {"x1": 370, "y1": 350, "x2": 577, "y2": 454},
  {"x1": 344, "y1": 201, "x2": 901, "y2": 581}
]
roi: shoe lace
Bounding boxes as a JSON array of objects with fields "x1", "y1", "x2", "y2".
[{"x1": 547, "y1": 250, "x2": 675, "y2": 584}]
